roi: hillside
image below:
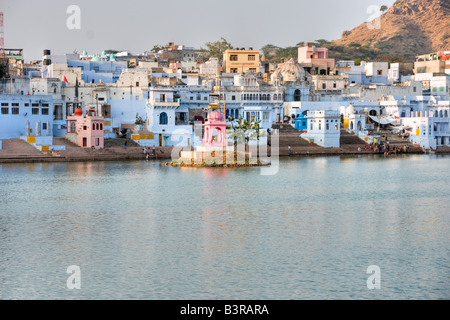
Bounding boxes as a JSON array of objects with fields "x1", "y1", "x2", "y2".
[{"x1": 333, "y1": 0, "x2": 450, "y2": 59}]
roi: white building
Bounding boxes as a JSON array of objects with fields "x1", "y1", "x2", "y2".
[
  {"x1": 401, "y1": 110, "x2": 450, "y2": 149},
  {"x1": 0, "y1": 94, "x2": 54, "y2": 139},
  {"x1": 146, "y1": 87, "x2": 193, "y2": 147},
  {"x1": 301, "y1": 110, "x2": 341, "y2": 148}
]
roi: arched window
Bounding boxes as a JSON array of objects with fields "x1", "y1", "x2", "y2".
[
  {"x1": 92, "y1": 123, "x2": 96, "y2": 131},
  {"x1": 445, "y1": 110, "x2": 448, "y2": 118},
  {"x1": 267, "y1": 94, "x2": 271, "y2": 101},
  {"x1": 96, "y1": 123, "x2": 99, "y2": 130},
  {"x1": 273, "y1": 94, "x2": 278, "y2": 101},
  {"x1": 439, "y1": 110, "x2": 443, "y2": 118},
  {"x1": 278, "y1": 94, "x2": 282, "y2": 101},
  {"x1": 435, "y1": 110, "x2": 438, "y2": 117},
  {"x1": 294, "y1": 89, "x2": 301, "y2": 102},
  {"x1": 160, "y1": 112, "x2": 168, "y2": 125},
  {"x1": 100, "y1": 123, "x2": 103, "y2": 130},
  {"x1": 70, "y1": 122, "x2": 76, "y2": 133}
]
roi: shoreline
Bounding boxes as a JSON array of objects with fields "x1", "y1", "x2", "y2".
[{"x1": 1, "y1": 147, "x2": 449, "y2": 164}]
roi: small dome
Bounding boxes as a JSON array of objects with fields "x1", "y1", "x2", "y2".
[
  {"x1": 109, "y1": 54, "x2": 116, "y2": 61},
  {"x1": 346, "y1": 103, "x2": 356, "y2": 115},
  {"x1": 81, "y1": 50, "x2": 88, "y2": 57},
  {"x1": 91, "y1": 54, "x2": 100, "y2": 62},
  {"x1": 207, "y1": 110, "x2": 223, "y2": 122},
  {"x1": 74, "y1": 108, "x2": 83, "y2": 116}
]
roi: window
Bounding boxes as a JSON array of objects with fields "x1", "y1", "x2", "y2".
[
  {"x1": 41, "y1": 108, "x2": 49, "y2": 115},
  {"x1": 335, "y1": 124, "x2": 338, "y2": 130},
  {"x1": 248, "y1": 55, "x2": 255, "y2": 61},
  {"x1": 377, "y1": 70, "x2": 383, "y2": 75},
  {"x1": 1, "y1": 107, "x2": 8, "y2": 114},
  {"x1": 322, "y1": 83, "x2": 326, "y2": 90},
  {"x1": 83, "y1": 126, "x2": 87, "y2": 131},
  {"x1": 12, "y1": 103, "x2": 19, "y2": 107},
  {"x1": 333, "y1": 83, "x2": 337, "y2": 88},
  {"x1": 326, "y1": 123, "x2": 329, "y2": 130},
  {"x1": 230, "y1": 68, "x2": 238, "y2": 73},
  {"x1": 232, "y1": 95, "x2": 236, "y2": 101},
  {"x1": 42, "y1": 103, "x2": 49, "y2": 107},
  {"x1": 12, "y1": 107, "x2": 19, "y2": 115},
  {"x1": 1, "y1": 103, "x2": 9, "y2": 107},
  {"x1": 42, "y1": 123, "x2": 47, "y2": 130},
  {"x1": 160, "y1": 112, "x2": 168, "y2": 125},
  {"x1": 230, "y1": 55, "x2": 238, "y2": 61},
  {"x1": 32, "y1": 108, "x2": 39, "y2": 115},
  {"x1": 24, "y1": 103, "x2": 29, "y2": 107},
  {"x1": 204, "y1": 97, "x2": 208, "y2": 101},
  {"x1": 100, "y1": 123, "x2": 103, "y2": 130},
  {"x1": 136, "y1": 82, "x2": 139, "y2": 87},
  {"x1": 294, "y1": 89, "x2": 301, "y2": 102},
  {"x1": 32, "y1": 103, "x2": 39, "y2": 107},
  {"x1": 249, "y1": 68, "x2": 256, "y2": 72}
]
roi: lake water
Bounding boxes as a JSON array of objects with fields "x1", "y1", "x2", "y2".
[{"x1": 0, "y1": 155, "x2": 449, "y2": 300}]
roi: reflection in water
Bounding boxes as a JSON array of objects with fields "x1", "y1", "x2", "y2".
[{"x1": 0, "y1": 155, "x2": 449, "y2": 299}]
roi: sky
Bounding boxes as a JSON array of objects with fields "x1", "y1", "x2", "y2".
[{"x1": 1, "y1": 0, "x2": 396, "y2": 61}]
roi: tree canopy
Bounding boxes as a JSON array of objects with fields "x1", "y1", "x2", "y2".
[{"x1": 199, "y1": 37, "x2": 233, "y2": 61}]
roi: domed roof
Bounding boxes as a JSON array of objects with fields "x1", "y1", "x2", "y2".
[
  {"x1": 346, "y1": 103, "x2": 356, "y2": 115},
  {"x1": 91, "y1": 54, "x2": 100, "y2": 62},
  {"x1": 207, "y1": 110, "x2": 223, "y2": 122},
  {"x1": 278, "y1": 58, "x2": 306, "y2": 82},
  {"x1": 81, "y1": 50, "x2": 88, "y2": 57},
  {"x1": 74, "y1": 108, "x2": 83, "y2": 116},
  {"x1": 109, "y1": 54, "x2": 116, "y2": 61}
]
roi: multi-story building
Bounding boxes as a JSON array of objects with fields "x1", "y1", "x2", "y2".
[
  {"x1": 222, "y1": 48, "x2": 260, "y2": 74},
  {"x1": 298, "y1": 43, "x2": 335, "y2": 75},
  {"x1": 0, "y1": 94, "x2": 54, "y2": 139}
]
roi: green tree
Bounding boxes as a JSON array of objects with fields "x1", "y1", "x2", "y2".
[
  {"x1": 380, "y1": 5, "x2": 388, "y2": 12},
  {"x1": 230, "y1": 116, "x2": 264, "y2": 145},
  {"x1": 200, "y1": 37, "x2": 233, "y2": 60},
  {"x1": 151, "y1": 44, "x2": 168, "y2": 53}
]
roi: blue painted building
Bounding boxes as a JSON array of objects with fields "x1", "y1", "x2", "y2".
[{"x1": 294, "y1": 113, "x2": 308, "y2": 131}]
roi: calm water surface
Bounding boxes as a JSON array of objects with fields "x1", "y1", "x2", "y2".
[{"x1": 0, "y1": 155, "x2": 449, "y2": 299}]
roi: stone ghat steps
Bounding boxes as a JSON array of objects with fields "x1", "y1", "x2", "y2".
[
  {"x1": 104, "y1": 138, "x2": 140, "y2": 148},
  {"x1": 0, "y1": 138, "x2": 45, "y2": 156},
  {"x1": 271, "y1": 122, "x2": 319, "y2": 147}
]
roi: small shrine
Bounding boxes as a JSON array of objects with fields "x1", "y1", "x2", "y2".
[{"x1": 165, "y1": 93, "x2": 269, "y2": 167}]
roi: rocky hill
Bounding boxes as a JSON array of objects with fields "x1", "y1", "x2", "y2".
[{"x1": 333, "y1": 0, "x2": 450, "y2": 59}]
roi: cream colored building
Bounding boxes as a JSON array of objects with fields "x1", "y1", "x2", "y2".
[{"x1": 222, "y1": 49, "x2": 260, "y2": 74}]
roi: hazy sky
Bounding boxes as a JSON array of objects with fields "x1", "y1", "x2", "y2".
[{"x1": 1, "y1": 0, "x2": 396, "y2": 61}]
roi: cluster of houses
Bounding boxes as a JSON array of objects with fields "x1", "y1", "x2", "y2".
[{"x1": 0, "y1": 42, "x2": 449, "y2": 151}]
